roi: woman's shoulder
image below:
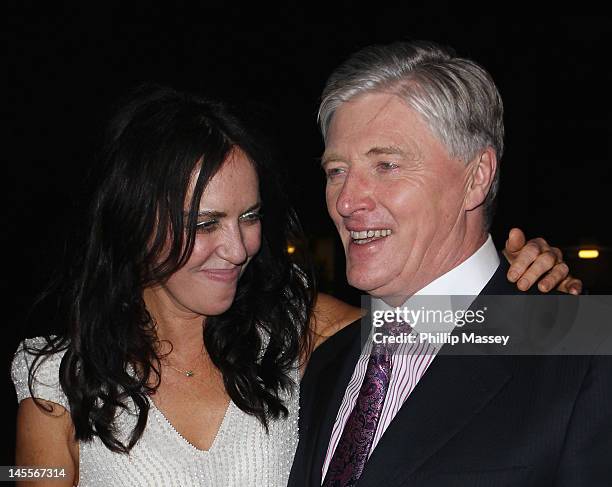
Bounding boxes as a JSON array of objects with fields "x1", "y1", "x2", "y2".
[
  {"x1": 10, "y1": 336, "x2": 70, "y2": 410},
  {"x1": 310, "y1": 293, "x2": 364, "y2": 349}
]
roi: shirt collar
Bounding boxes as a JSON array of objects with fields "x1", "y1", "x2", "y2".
[{"x1": 414, "y1": 234, "x2": 500, "y2": 297}]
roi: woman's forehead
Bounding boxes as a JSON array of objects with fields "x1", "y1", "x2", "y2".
[{"x1": 188, "y1": 148, "x2": 260, "y2": 212}]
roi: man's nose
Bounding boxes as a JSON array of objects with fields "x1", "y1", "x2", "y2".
[
  {"x1": 335, "y1": 172, "x2": 376, "y2": 217},
  {"x1": 217, "y1": 225, "x2": 248, "y2": 265}
]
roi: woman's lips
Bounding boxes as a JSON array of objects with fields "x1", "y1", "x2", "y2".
[{"x1": 200, "y1": 267, "x2": 240, "y2": 282}]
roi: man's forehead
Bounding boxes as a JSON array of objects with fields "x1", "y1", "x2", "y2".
[{"x1": 322, "y1": 96, "x2": 445, "y2": 165}]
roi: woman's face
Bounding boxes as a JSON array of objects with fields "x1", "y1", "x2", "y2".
[{"x1": 158, "y1": 147, "x2": 262, "y2": 317}]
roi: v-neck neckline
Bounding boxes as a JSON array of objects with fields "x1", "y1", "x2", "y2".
[{"x1": 150, "y1": 398, "x2": 233, "y2": 454}]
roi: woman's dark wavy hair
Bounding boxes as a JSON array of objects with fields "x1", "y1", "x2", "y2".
[{"x1": 26, "y1": 85, "x2": 315, "y2": 453}]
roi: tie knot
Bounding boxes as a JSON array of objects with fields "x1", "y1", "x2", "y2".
[{"x1": 371, "y1": 319, "x2": 407, "y2": 357}]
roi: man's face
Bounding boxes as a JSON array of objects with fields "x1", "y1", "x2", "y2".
[{"x1": 323, "y1": 92, "x2": 474, "y2": 299}]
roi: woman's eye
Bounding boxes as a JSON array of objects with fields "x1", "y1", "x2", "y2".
[
  {"x1": 195, "y1": 220, "x2": 218, "y2": 233},
  {"x1": 240, "y1": 211, "x2": 263, "y2": 223}
]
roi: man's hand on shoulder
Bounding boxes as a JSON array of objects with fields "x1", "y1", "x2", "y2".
[{"x1": 503, "y1": 228, "x2": 582, "y2": 295}]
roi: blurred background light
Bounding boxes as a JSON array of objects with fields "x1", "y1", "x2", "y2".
[{"x1": 578, "y1": 249, "x2": 599, "y2": 259}]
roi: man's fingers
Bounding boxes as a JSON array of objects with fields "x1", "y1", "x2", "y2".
[
  {"x1": 537, "y1": 262, "x2": 570, "y2": 292},
  {"x1": 505, "y1": 227, "x2": 527, "y2": 255},
  {"x1": 513, "y1": 248, "x2": 558, "y2": 290},
  {"x1": 550, "y1": 246, "x2": 563, "y2": 262},
  {"x1": 557, "y1": 275, "x2": 583, "y2": 295},
  {"x1": 569, "y1": 281, "x2": 583, "y2": 295},
  {"x1": 507, "y1": 240, "x2": 545, "y2": 283}
]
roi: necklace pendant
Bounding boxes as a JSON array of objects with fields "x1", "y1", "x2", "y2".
[{"x1": 185, "y1": 370, "x2": 194, "y2": 377}]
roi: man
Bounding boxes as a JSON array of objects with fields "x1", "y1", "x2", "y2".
[{"x1": 290, "y1": 41, "x2": 611, "y2": 486}]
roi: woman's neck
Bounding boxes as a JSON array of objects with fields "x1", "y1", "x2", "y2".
[{"x1": 143, "y1": 285, "x2": 207, "y2": 360}]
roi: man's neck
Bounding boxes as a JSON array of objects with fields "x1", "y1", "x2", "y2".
[{"x1": 381, "y1": 229, "x2": 489, "y2": 307}]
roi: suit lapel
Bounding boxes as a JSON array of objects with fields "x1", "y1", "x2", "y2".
[
  {"x1": 358, "y1": 353, "x2": 512, "y2": 486},
  {"x1": 303, "y1": 320, "x2": 364, "y2": 486}
]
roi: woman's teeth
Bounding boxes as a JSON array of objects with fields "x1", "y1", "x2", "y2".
[{"x1": 349, "y1": 229, "x2": 392, "y2": 244}]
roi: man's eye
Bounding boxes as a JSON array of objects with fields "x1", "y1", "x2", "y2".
[
  {"x1": 195, "y1": 220, "x2": 218, "y2": 233},
  {"x1": 378, "y1": 161, "x2": 399, "y2": 170},
  {"x1": 325, "y1": 167, "x2": 345, "y2": 179}
]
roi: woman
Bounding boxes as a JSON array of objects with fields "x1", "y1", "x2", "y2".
[{"x1": 11, "y1": 86, "x2": 577, "y2": 486}]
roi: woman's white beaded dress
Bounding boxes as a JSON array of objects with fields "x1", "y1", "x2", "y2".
[{"x1": 11, "y1": 337, "x2": 299, "y2": 486}]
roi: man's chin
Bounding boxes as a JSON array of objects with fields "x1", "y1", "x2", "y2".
[
  {"x1": 346, "y1": 269, "x2": 389, "y2": 295},
  {"x1": 347, "y1": 269, "x2": 410, "y2": 302}
]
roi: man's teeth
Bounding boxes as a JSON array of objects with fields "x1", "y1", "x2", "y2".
[{"x1": 349, "y1": 229, "x2": 392, "y2": 240}]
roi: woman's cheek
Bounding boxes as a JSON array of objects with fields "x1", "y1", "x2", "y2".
[{"x1": 246, "y1": 223, "x2": 263, "y2": 257}]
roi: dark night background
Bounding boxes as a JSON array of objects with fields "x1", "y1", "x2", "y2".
[{"x1": 3, "y1": 7, "x2": 610, "y2": 467}]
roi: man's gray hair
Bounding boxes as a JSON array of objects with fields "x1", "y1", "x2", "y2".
[{"x1": 318, "y1": 41, "x2": 504, "y2": 228}]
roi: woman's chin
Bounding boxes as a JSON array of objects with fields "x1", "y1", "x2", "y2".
[{"x1": 197, "y1": 294, "x2": 237, "y2": 317}]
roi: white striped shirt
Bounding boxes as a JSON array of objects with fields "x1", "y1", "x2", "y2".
[{"x1": 321, "y1": 235, "x2": 500, "y2": 481}]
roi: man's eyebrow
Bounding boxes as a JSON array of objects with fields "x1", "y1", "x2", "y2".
[
  {"x1": 320, "y1": 153, "x2": 344, "y2": 167},
  {"x1": 320, "y1": 146, "x2": 408, "y2": 166},
  {"x1": 366, "y1": 145, "x2": 407, "y2": 157}
]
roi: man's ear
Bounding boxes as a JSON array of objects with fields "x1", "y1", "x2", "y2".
[{"x1": 465, "y1": 147, "x2": 497, "y2": 211}]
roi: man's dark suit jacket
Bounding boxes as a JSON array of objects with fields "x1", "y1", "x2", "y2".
[{"x1": 289, "y1": 259, "x2": 612, "y2": 486}]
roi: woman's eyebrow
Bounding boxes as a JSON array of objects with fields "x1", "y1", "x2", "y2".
[
  {"x1": 189, "y1": 202, "x2": 262, "y2": 219},
  {"x1": 242, "y1": 202, "x2": 262, "y2": 213},
  {"x1": 183, "y1": 210, "x2": 226, "y2": 219},
  {"x1": 197, "y1": 210, "x2": 226, "y2": 218}
]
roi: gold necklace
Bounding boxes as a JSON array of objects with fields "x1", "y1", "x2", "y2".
[
  {"x1": 165, "y1": 363, "x2": 196, "y2": 378},
  {"x1": 162, "y1": 361, "x2": 215, "y2": 388}
]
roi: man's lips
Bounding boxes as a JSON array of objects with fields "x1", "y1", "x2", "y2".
[{"x1": 199, "y1": 267, "x2": 240, "y2": 282}]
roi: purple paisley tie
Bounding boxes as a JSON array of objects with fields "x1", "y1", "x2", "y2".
[{"x1": 322, "y1": 326, "x2": 398, "y2": 487}]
